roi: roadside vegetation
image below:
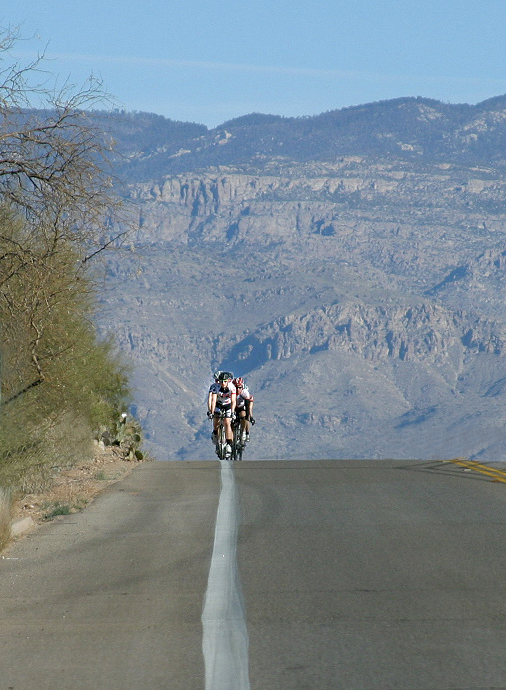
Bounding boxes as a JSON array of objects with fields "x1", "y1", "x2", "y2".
[{"x1": 0, "y1": 27, "x2": 141, "y2": 550}]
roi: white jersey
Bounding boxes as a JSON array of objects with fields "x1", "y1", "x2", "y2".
[
  {"x1": 236, "y1": 386, "x2": 253, "y2": 408},
  {"x1": 209, "y1": 381, "x2": 236, "y2": 405}
]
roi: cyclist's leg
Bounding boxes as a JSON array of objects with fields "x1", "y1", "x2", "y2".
[
  {"x1": 211, "y1": 407, "x2": 220, "y2": 445},
  {"x1": 212, "y1": 409, "x2": 220, "y2": 435},
  {"x1": 236, "y1": 408, "x2": 245, "y2": 442},
  {"x1": 245, "y1": 401, "x2": 253, "y2": 440},
  {"x1": 224, "y1": 418, "x2": 233, "y2": 444},
  {"x1": 219, "y1": 406, "x2": 232, "y2": 457}
]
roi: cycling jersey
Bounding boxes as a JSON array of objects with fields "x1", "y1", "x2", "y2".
[
  {"x1": 210, "y1": 381, "x2": 236, "y2": 406},
  {"x1": 236, "y1": 386, "x2": 253, "y2": 408}
]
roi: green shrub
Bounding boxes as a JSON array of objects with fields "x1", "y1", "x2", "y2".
[
  {"x1": 0, "y1": 210, "x2": 136, "y2": 494},
  {"x1": 43, "y1": 503, "x2": 72, "y2": 520},
  {"x1": 0, "y1": 33, "x2": 138, "y2": 499}
]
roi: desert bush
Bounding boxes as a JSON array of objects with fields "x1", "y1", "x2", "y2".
[
  {"x1": 0, "y1": 294, "x2": 132, "y2": 493},
  {"x1": 0, "y1": 27, "x2": 139, "y2": 496}
]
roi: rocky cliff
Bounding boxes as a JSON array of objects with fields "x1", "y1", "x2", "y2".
[{"x1": 96, "y1": 99, "x2": 506, "y2": 461}]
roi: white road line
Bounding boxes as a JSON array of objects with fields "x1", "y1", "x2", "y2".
[{"x1": 202, "y1": 459, "x2": 250, "y2": 690}]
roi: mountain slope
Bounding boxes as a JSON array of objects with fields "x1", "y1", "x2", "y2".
[{"x1": 95, "y1": 97, "x2": 506, "y2": 461}]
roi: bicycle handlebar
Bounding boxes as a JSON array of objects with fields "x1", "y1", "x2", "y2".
[{"x1": 208, "y1": 409, "x2": 228, "y2": 419}]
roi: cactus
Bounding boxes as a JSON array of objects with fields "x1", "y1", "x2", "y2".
[{"x1": 97, "y1": 412, "x2": 144, "y2": 460}]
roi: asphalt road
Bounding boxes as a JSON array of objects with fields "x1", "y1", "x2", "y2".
[{"x1": 2, "y1": 459, "x2": 506, "y2": 690}]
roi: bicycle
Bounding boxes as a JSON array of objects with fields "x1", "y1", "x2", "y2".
[
  {"x1": 209, "y1": 409, "x2": 231, "y2": 460},
  {"x1": 232, "y1": 416, "x2": 243, "y2": 461},
  {"x1": 209, "y1": 410, "x2": 255, "y2": 461}
]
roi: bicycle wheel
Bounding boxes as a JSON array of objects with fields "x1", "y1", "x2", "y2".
[
  {"x1": 218, "y1": 423, "x2": 227, "y2": 460},
  {"x1": 235, "y1": 422, "x2": 245, "y2": 461},
  {"x1": 236, "y1": 438, "x2": 243, "y2": 461},
  {"x1": 230, "y1": 423, "x2": 238, "y2": 461}
]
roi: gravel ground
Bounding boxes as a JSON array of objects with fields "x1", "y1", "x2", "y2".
[{"x1": 12, "y1": 444, "x2": 146, "y2": 527}]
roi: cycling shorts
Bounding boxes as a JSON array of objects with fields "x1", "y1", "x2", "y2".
[{"x1": 215, "y1": 402, "x2": 233, "y2": 418}]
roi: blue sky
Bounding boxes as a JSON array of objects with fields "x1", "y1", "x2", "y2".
[{"x1": 5, "y1": 1, "x2": 506, "y2": 128}]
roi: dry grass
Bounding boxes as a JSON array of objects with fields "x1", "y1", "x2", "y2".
[
  {"x1": 0, "y1": 488, "x2": 13, "y2": 552},
  {"x1": 0, "y1": 411, "x2": 94, "y2": 496},
  {"x1": 8, "y1": 442, "x2": 146, "y2": 536}
]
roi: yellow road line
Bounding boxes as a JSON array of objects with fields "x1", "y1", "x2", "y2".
[{"x1": 448, "y1": 458, "x2": 506, "y2": 484}]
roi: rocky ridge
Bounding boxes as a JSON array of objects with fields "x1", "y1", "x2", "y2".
[{"x1": 96, "y1": 98, "x2": 506, "y2": 461}]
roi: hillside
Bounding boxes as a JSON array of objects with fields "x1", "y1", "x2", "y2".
[
  {"x1": 103, "y1": 95, "x2": 506, "y2": 178},
  {"x1": 95, "y1": 96, "x2": 506, "y2": 461}
]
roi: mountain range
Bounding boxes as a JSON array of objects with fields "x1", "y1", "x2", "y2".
[{"x1": 94, "y1": 95, "x2": 506, "y2": 461}]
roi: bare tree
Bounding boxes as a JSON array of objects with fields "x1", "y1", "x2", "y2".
[{"x1": 0, "y1": 26, "x2": 127, "y2": 288}]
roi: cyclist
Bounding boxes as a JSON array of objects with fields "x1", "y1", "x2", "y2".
[
  {"x1": 208, "y1": 371, "x2": 236, "y2": 457},
  {"x1": 233, "y1": 377, "x2": 255, "y2": 444},
  {"x1": 207, "y1": 371, "x2": 222, "y2": 417}
]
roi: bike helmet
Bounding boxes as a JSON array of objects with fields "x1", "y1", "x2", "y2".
[
  {"x1": 213, "y1": 370, "x2": 222, "y2": 381},
  {"x1": 217, "y1": 371, "x2": 233, "y2": 382},
  {"x1": 233, "y1": 377, "x2": 244, "y2": 389}
]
